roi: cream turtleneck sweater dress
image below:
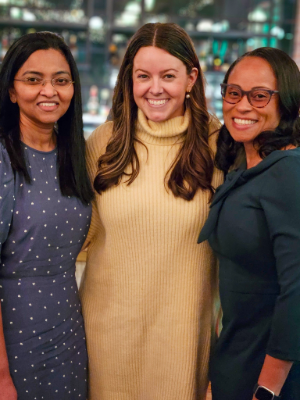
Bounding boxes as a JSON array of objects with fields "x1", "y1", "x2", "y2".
[{"x1": 80, "y1": 109, "x2": 223, "y2": 400}]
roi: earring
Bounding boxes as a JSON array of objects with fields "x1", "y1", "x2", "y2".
[{"x1": 186, "y1": 92, "x2": 190, "y2": 99}]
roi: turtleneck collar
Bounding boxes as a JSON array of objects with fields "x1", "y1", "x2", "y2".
[{"x1": 136, "y1": 108, "x2": 190, "y2": 146}]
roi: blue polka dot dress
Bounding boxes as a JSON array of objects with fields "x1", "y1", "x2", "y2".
[{"x1": 0, "y1": 142, "x2": 91, "y2": 400}]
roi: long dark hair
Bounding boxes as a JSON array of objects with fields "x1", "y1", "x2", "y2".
[
  {"x1": 94, "y1": 23, "x2": 215, "y2": 201},
  {"x1": 0, "y1": 31, "x2": 93, "y2": 204},
  {"x1": 216, "y1": 47, "x2": 300, "y2": 173}
]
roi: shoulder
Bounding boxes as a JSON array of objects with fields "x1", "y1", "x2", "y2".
[
  {"x1": 260, "y1": 149, "x2": 300, "y2": 200},
  {"x1": 86, "y1": 121, "x2": 113, "y2": 176},
  {"x1": 0, "y1": 141, "x2": 14, "y2": 211},
  {"x1": 0, "y1": 141, "x2": 15, "y2": 245},
  {"x1": 265, "y1": 148, "x2": 300, "y2": 178},
  {"x1": 86, "y1": 121, "x2": 113, "y2": 158},
  {"x1": 208, "y1": 114, "x2": 221, "y2": 134},
  {"x1": 208, "y1": 114, "x2": 221, "y2": 154},
  {"x1": 206, "y1": 115, "x2": 223, "y2": 187},
  {"x1": 0, "y1": 140, "x2": 13, "y2": 179}
]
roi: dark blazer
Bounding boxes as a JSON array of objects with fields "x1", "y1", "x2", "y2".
[{"x1": 198, "y1": 148, "x2": 300, "y2": 400}]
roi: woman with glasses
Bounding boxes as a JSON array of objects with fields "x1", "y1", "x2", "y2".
[
  {"x1": 0, "y1": 32, "x2": 93, "y2": 400},
  {"x1": 199, "y1": 47, "x2": 300, "y2": 400}
]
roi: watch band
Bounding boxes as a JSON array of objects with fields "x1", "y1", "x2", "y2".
[{"x1": 253, "y1": 383, "x2": 281, "y2": 400}]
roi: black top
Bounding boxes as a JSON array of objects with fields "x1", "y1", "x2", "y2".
[{"x1": 198, "y1": 148, "x2": 300, "y2": 400}]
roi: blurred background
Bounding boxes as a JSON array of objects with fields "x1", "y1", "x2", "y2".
[{"x1": 1, "y1": 0, "x2": 299, "y2": 133}]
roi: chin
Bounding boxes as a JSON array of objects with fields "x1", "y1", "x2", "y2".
[
  {"x1": 149, "y1": 116, "x2": 168, "y2": 122},
  {"x1": 37, "y1": 118, "x2": 58, "y2": 128},
  {"x1": 144, "y1": 112, "x2": 168, "y2": 122}
]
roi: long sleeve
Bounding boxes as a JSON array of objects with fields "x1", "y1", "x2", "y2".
[
  {"x1": 0, "y1": 143, "x2": 15, "y2": 262},
  {"x1": 82, "y1": 122, "x2": 113, "y2": 249},
  {"x1": 260, "y1": 156, "x2": 300, "y2": 361}
]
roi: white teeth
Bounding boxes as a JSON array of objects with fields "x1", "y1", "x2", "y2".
[
  {"x1": 39, "y1": 103, "x2": 57, "y2": 107},
  {"x1": 148, "y1": 99, "x2": 168, "y2": 105},
  {"x1": 234, "y1": 118, "x2": 256, "y2": 125}
]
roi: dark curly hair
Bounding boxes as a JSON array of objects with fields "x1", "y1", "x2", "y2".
[{"x1": 216, "y1": 47, "x2": 300, "y2": 173}]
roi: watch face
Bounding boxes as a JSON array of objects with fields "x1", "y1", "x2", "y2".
[{"x1": 255, "y1": 387, "x2": 274, "y2": 400}]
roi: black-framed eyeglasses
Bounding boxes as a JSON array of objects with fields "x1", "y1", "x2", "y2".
[
  {"x1": 220, "y1": 83, "x2": 279, "y2": 108},
  {"x1": 14, "y1": 77, "x2": 74, "y2": 89}
]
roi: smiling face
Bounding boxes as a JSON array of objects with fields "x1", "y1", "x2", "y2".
[
  {"x1": 132, "y1": 46, "x2": 198, "y2": 122},
  {"x1": 223, "y1": 56, "x2": 281, "y2": 148},
  {"x1": 9, "y1": 48, "x2": 74, "y2": 131}
]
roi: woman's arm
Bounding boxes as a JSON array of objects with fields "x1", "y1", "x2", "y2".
[
  {"x1": 81, "y1": 199, "x2": 102, "y2": 251},
  {"x1": 82, "y1": 122, "x2": 113, "y2": 250},
  {"x1": 258, "y1": 154, "x2": 300, "y2": 397},
  {"x1": 0, "y1": 306, "x2": 17, "y2": 400},
  {"x1": 252, "y1": 355, "x2": 292, "y2": 399},
  {"x1": 0, "y1": 143, "x2": 18, "y2": 398}
]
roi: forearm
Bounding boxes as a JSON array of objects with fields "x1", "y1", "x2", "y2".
[
  {"x1": 252, "y1": 354, "x2": 293, "y2": 399},
  {"x1": 0, "y1": 303, "x2": 17, "y2": 399},
  {"x1": 0, "y1": 304, "x2": 11, "y2": 377}
]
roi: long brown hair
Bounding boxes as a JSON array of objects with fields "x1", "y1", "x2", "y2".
[{"x1": 94, "y1": 23, "x2": 215, "y2": 201}]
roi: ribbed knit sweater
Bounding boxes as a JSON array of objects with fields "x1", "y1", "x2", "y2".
[{"x1": 80, "y1": 109, "x2": 223, "y2": 400}]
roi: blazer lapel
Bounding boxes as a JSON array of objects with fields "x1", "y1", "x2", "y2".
[
  {"x1": 198, "y1": 149, "x2": 299, "y2": 244},
  {"x1": 198, "y1": 169, "x2": 244, "y2": 243}
]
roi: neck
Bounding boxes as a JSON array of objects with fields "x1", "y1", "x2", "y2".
[
  {"x1": 136, "y1": 108, "x2": 190, "y2": 145},
  {"x1": 244, "y1": 142, "x2": 262, "y2": 169},
  {"x1": 20, "y1": 117, "x2": 56, "y2": 152}
]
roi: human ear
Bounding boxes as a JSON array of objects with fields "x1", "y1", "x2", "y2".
[
  {"x1": 9, "y1": 87, "x2": 17, "y2": 103},
  {"x1": 187, "y1": 67, "x2": 198, "y2": 91}
]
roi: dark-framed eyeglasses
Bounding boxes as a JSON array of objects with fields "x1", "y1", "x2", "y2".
[
  {"x1": 220, "y1": 83, "x2": 279, "y2": 108},
  {"x1": 14, "y1": 77, "x2": 74, "y2": 90}
]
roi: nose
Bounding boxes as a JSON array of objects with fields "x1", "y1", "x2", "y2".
[
  {"x1": 235, "y1": 93, "x2": 252, "y2": 112},
  {"x1": 149, "y1": 78, "x2": 163, "y2": 95},
  {"x1": 39, "y1": 81, "x2": 57, "y2": 97}
]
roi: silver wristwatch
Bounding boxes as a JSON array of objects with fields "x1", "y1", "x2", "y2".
[{"x1": 253, "y1": 384, "x2": 281, "y2": 400}]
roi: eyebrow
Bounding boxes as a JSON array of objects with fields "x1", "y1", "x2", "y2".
[
  {"x1": 21, "y1": 70, "x2": 72, "y2": 77},
  {"x1": 228, "y1": 83, "x2": 275, "y2": 90},
  {"x1": 134, "y1": 68, "x2": 179, "y2": 73}
]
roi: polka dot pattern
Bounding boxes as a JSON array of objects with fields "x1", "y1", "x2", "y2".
[{"x1": 0, "y1": 143, "x2": 91, "y2": 399}]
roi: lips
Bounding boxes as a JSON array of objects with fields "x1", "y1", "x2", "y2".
[
  {"x1": 38, "y1": 102, "x2": 58, "y2": 107},
  {"x1": 233, "y1": 118, "x2": 256, "y2": 125},
  {"x1": 147, "y1": 99, "x2": 169, "y2": 106},
  {"x1": 37, "y1": 101, "x2": 59, "y2": 112}
]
